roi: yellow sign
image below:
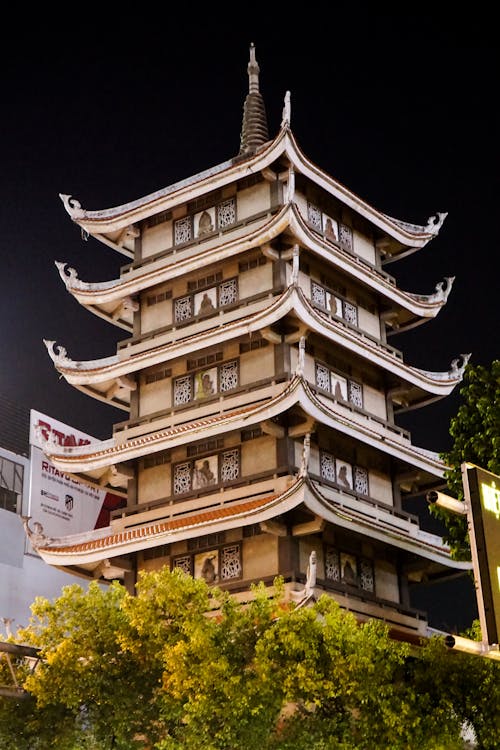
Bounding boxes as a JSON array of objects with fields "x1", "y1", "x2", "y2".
[{"x1": 463, "y1": 464, "x2": 500, "y2": 646}]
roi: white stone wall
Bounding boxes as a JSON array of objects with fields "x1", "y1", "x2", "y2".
[
  {"x1": 362, "y1": 383, "x2": 388, "y2": 420},
  {"x1": 142, "y1": 219, "x2": 173, "y2": 259},
  {"x1": 239, "y1": 262, "x2": 273, "y2": 299},
  {"x1": 242, "y1": 533, "x2": 278, "y2": 581},
  {"x1": 137, "y1": 462, "x2": 171, "y2": 505},
  {"x1": 374, "y1": 559, "x2": 399, "y2": 601},
  {"x1": 353, "y1": 230, "x2": 376, "y2": 265},
  {"x1": 236, "y1": 182, "x2": 270, "y2": 221},
  {"x1": 357, "y1": 306, "x2": 380, "y2": 338}
]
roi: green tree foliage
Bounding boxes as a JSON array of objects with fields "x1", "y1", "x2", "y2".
[
  {"x1": 433, "y1": 360, "x2": 500, "y2": 559},
  {"x1": 1, "y1": 568, "x2": 499, "y2": 748}
]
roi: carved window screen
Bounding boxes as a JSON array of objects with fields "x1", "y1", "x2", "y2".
[
  {"x1": 174, "y1": 216, "x2": 193, "y2": 245},
  {"x1": 217, "y1": 197, "x2": 236, "y2": 228},
  {"x1": 173, "y1": 555, "x2": 192, "y2": 575},
  {"x1": 360, "y1": 559, "x2": 374, "y2": 592},
  {"x1": 221, "y1": 544, "x2": 242, "y2": 580},
  {"x1": 307, "y1": 202, "x2": 322, "y2": 229},
  {"x1": 325, "y1": 547, "x2": 340, "y2": 581},
  {"x1": 320, "y1": 451, "x2": 336, "y2": 483}
]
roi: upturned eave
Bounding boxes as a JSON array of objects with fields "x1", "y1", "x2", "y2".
[
  {"x1": 27, "y1": 474, "x2": 470, "y2": 576},
  {"x1": 44, "y1": 283, "x2": 469, "y2": 412},
  {"x1": 60, "y1": 128, "x2": 445, "y2": 255},
  {"x1": 35, "y1": 376, "x2": 449, "y2": 486},
  {"x1": 56, "y1": 203, "x2": 453, "y2": 331}
]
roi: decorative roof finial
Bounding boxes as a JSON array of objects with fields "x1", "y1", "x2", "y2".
[
  {"x1": 248, "y1": 42, "x2": 260, "y2": 94},
  {"x1": 291, "y1": 244, "x2": 300, "y2": 285},
  {"x1": 295, "y1": 336, "x2": 306, "y2": 377},
  {"x1": 238, "y1": 43, "x2": 270, "y2": 157},
  {"x1": 281, "y1": 91, "x2": 291, "y2": 128},
  {"x1": 299, "y1": 433, "x2": 311, "y2": 478}
]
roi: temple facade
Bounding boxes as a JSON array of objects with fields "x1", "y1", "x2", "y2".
[{"x1": 29, "y1": 45, "x2": 472, "y2": 642}]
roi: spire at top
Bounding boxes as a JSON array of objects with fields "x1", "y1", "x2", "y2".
[
  {"x1": 247, "y1": 42, "x2": 260, "y2": 93},
  {"x1": 238, "y1": 43, "x2": 269, "y2": 157}
]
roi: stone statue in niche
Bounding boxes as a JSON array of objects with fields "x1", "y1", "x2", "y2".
[
  {"x1": 338, "y1": 464, "x2": 351, "y2": 489},
  {"x1": 201, "y1": 555, "x2": 217, "y2": 583},
  {"x1": 198, "y1": 211, "x2": 214, "y2": 236}
]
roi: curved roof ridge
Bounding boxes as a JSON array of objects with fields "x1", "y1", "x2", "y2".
[
  {"x1": 42, "y1": 285, "x2": 295, "y2": 378},
  {"x1": 404, "y1": 276, "x2": 455, "y2": 305},
  {"x1": 60, "y1": 127, "x2": 445, "y2": 251},
  {"x1": 304, "y1": 478, "x2": 471, "y2": 569},
  {"x1": 26, "y1": 478, "x2": 307, "y2": 564},
  {"x1": 44, "y1": 339, "x2": 120, "y2": 372},
  {"x1": 55, "y1": 261, "x2": 124, "y2": 293},
  {"x1": 412, "y1": 353, "x2": 471, "y2": 382},
  {"x1": 59, "y1": 153, "x2": 237, "y2": 220},
  {"x1": 382, "y1": 211, "x2": 448, "y2": 235},
  {"x1": 36, "y1": 377, "x2": 302, "y2": 465},
  {"x1": 44, "y1": 285, "x2": 467, "y2": 398},
  {"x1": 294, "y1": 286, "x2": 467, "y2": 390},
  {"x1": 37, "y1": 375, "x2": 448, "y2": 479},
  {"x1": 284, "y1": 130, "x2": 446, "y2": 244},
  {"x1": 58, "y1": 128, "x2": 287, "y2": 224},
  {"x1": 300, "y1": 378, "x2": 446, "y2": 473},
  {"x1": 289, "y1": 204, "x2": 451, "y2": 310},
  {"x1": 57, "y1": 205, "x2": 291, "y2": 300},
  {"x1": 58, "y1": 202, "x2": 453, "y2": 340}
]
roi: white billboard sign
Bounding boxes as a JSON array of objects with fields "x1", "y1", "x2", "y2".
[{"x1": 28, "y1": 410, "x2": 124, "y2": 538}]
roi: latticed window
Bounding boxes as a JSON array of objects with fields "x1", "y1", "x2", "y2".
[
  {"x1": 173, "y1": 375, "x2": 193, "y2": 406},
  {"x1": 173, "y1": 462, "x2": 192, "y2": 495},
  {"x1": 325, "y1": 547, "x2": 340, "y2": 581},
  {"x1": 218, "y1": 278, "x2": 238, "y2": 306},
  {"x1": 320, "y1": 451, "x2": 336, "y2": 482},
  {"x1": 219, "y1": 361, "x2": 238, "y2": 392},
  {"x1": 174, "y1": 216, "x2": 193, "y2": 245},
  {"x1": 311, "y1": 281, "x2": 326, "y2": 307},
  {"x1": 217, "y1": 197, "x2": 236, "y2": 228},
  {"x1": 320, "y1": 450, "x2": 369, "y2": 497},
  {"x1": 353, "y1": 466, "x2": 369, "y2": 496},
  {"x1": 359, "y1": 559, "x2": 374, "y2": 592},
  {"x1": 315, "y1": 363, "x2": 331, "y2": 392},
  {"x1": 173, "y1": 555, "x2": 192, "y2": 575},
  {"x1": 307, "y1": 202, "x2": 322, "y2": 229},
  {"x1": 220, "y1": 449, "x2": 240, "y2": 482},
  {"x1": 174, "y1": 295, "x2": 193, "y2": 322},
  {"x1": 339, "y1": 223, "x2": 353, "y2": 250},
  {"x1": 343, "y1": 301, "x2": 358, "y2": 326},
  {"x1": 348, "y1": 380, "x2": 363, "y2": 408},
  {"x1": 221, "y1": 544, "x2": 242, "y2": 580}
]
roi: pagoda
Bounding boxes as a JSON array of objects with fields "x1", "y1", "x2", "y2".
[{"x1": 29, "y1": 45, "x2": 472, "y2": 642}]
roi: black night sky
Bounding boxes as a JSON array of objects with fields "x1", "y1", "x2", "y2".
[{"x1": 1, "y1": 13, "x2": 498, "y2": 632}]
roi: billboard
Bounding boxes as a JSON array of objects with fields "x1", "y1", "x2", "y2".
[
  {"x1": 28, "y1": 410, "x2": 125, "y2": 539},
  {"x1": 462, "y1": 463, "x2": 500, "y2": 646}
]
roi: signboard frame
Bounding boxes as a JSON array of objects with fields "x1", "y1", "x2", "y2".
[{"x1": 462, "y1": 462, "x2": 500, "y2": 646}]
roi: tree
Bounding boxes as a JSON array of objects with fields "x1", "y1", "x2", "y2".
[
  {"x1": 1, "y1": 567, "x2": 499, "y2": 748},
  {"x1": 432, "y1": 360, "x2": 500, "y2": 559}
]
